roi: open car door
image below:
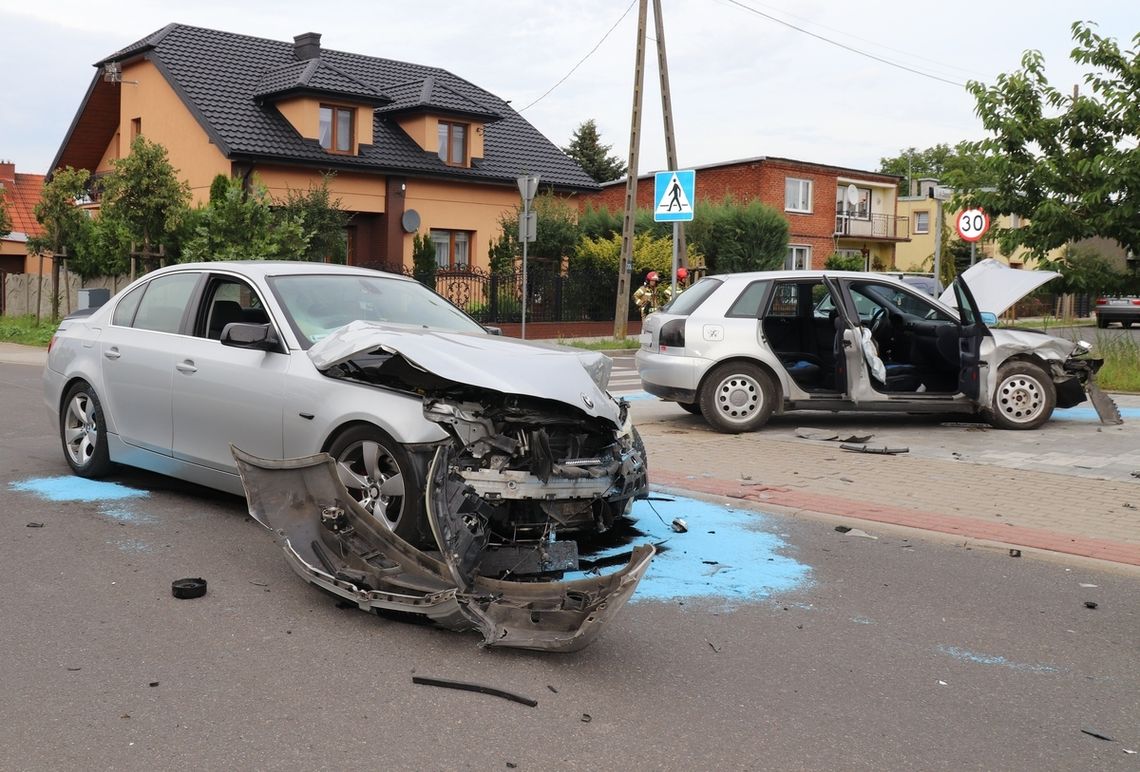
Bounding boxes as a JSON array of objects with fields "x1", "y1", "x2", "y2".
[
  {"x1": 824, "y1": 276, "x2": 866, "y2": 404},
  {"x1": 951, "y1": 274, "x2": 990, "y2": 401}
]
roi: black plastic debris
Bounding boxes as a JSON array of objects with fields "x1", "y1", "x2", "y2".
[
  {"x1": 1081, "y1": 728, "x2": 1115, "y2": 742},
  {"x1": 1084, "y1": 601, "x2": 1098, "y2": 609},
  {"x1": 840, "y1": 444, "x2": 909, "y2": 455},
  {"x1": 580, "y1": 713, "x2": 593, "y2": 723},
  {"x1": 148, "y1": 681, "x2": 159, "y2": 688},
  {"x1": 26, "y1": 522, "x2": 45, "y2": 528},
  {"x1": 1008, "y1": 549, "x2": 1022, "y2": 558},
  {"x1": 171, "y1": 577, "x2": 207, "y2": 599},
  {"x1": 412, "y1": 676, "x2": 537, "y2": 707},
  {"x1": 834, "y1": 526, "x2": 852, "y2": 533}
]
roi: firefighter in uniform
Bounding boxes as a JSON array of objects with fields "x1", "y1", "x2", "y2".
[{"x1": 634, "y1": 271, "x2": 671, "y2": 318}]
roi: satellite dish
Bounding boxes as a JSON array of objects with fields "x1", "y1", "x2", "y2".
[
  {"x1": 401, "y1": 209, "x2": 421, "y2": 233},
  {"x1": 845, "y1": 183, "x2": 859, "y2": 205}
]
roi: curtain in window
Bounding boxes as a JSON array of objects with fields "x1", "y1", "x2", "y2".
[
  {"x1": 431, "y1": 231, "x2": 450, "y2": 268},
  {"x1": 336, "y1": 109, "x2": 352, "y2": 152},
  {"x1": 319, "y1": 107, "x2": 332, "y2": 149}
]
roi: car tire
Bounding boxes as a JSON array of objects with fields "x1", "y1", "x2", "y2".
[
  {"x1": 676, "y1": 401, "x2": 702, "y2": 415},
  {"x1": 699, "y1": 362, "x2": 776, "y2": 433},
  {"x1": 60, "y1": 382, "x2": 113, "y2": 478},
  {"x1": 1096, "y1": 316, "x2": 1108, "y2": 329},
  {"x1": 1123, "y1": 321, "x2": 1134, "y2": 329},
  {"x1": 989, "y1": 361, "x2": 1056, "y2": 430},
  {"x1": 328, "y1": 425, "x2": 424, "y2": 543}
]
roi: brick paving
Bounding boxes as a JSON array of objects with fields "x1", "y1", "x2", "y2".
[{"x1": 636, "y1": 419, "x2": 1140, "y2": 568}]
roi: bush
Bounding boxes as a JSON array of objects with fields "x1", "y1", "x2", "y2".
[
  {"x1": 687, "y1": 197, "x2": 788, "y2": 274},
  {"x1": 412, "y1": 233, "x2": 437, "y2": 287},
  {"x1": 825, "y1": 253, "x2": 865, "y2": 271}
]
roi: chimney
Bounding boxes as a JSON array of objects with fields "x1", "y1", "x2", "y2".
[
  {"x1": 0, "y1": 160, "x2": 14, "y2": 186},
  {"x1": 293, "y1": 32, "x2": 322, "y2": 61}
]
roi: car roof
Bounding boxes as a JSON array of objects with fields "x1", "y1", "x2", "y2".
[
  {"x1": 702, "y1": 270, "x2": 914, "y2": 287},
  {"x1": 143, "y1": 261, "x2": 413, "y2": 282}
]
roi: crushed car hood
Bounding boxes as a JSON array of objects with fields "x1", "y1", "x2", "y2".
[
  {"x1": 308, "y1": 321, "x2": 619, "y2": 425},
  {"x1": 939, "y1": 258, "x2": 1060, "y2": 317}
]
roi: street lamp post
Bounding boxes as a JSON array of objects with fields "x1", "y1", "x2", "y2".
[{"x1": 517, "y1": 174, "x2": 539, "y2": 339}]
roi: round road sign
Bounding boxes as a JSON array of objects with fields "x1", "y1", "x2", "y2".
[{"x1": 956, "y1": 208, "x2": 990, "y2": 242}]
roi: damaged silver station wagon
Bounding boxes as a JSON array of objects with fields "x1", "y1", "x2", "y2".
[
  {"x1": 44, "y1": 262, "x2": 651, "y2": 651},
  {"x1": 637, "y1": 260, "x2": 1120, "y2": 432}
]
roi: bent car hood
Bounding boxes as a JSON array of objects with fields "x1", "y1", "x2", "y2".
[
  {"x1": 308, "y1": 321, "x2": 619, "y2": 424},
  {"x1": 939, "y1": 258, "x2": 1060, "y2": 317}
]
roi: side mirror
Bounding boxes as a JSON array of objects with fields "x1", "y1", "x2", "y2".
[
  {"x1": 483, "y1": 325, "x2": 503, "y2": 336},
  {"x1": 221, "y1": 322, "x2": 281, "y2": 352},
  {"x1": 979, "y1": 312, "x2": 998, "y2": 326}
]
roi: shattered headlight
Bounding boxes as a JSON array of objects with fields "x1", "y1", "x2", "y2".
[{"x1": 1072, "y1": 339, "x2": 1092, "y2": 357}]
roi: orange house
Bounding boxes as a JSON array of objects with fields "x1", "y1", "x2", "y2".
[
  {"x1": 52, "y1": 24, "x2": 598, "y2": 268},
  {"x1": 0, "y1": 161, "x2": 46, "y2": 274}
]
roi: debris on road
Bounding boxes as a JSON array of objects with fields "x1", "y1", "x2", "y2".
[
  {"x1": 795, "y1": 428, "x2": 874, "y2": 443},
  {"x1": 834, "y1": 526, "x2": 852, "y2": 533},
  {"x1": 1084, "y1": 601, "x2": 1098, "y2": 609},
  {"x1": 671, "y1": 518, "x2": 688, "y2": 533},
  {"x1": 25, "y1": 522, "x2": 44, "y2": 528},
  {"x1": 580, "y1": 713, "x2": 593, "y2": 723},
  {"x1": 840, "y1": 444, "x2": 909, "y2": 455},
  {"x1": 844, "y1": 528, "x2": 878, "y2": 540},
  {"x1": 411, "y1": 676, "x2": 538, "y2": 707},
  {"x1": 706, "y1": 639, "x2": 721, "y2": 653},
  {"x1": 1008, "y1": 549, "x2": 1021, "y2": 558},
  {"x1": 1080, "y1": 728, "x2": 1115, "y2": 742},
  {"x1": 171, "y1": 577, "x2": 207, "y2": 599}
]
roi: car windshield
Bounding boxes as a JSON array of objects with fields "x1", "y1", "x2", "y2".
[{"x1": 269, "y1": 273, "x2": 485, "y2": 347}]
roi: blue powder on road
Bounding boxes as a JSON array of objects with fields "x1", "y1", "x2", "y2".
[
  {"x1": 10, "y1": 476, "x2": 148, "y2": 502},
  {"x1": 1051, "y1": 406, "x2": 1140, "y2": 422},
  {"x1": 109, "y1": 538, "x2": 151, "y2": 554},
  {"x1": 99, "y1": 505, "x2": 156, "y2": 525},
  {"x1": 937, "y1": 645, "x2": 1059, "y2": 674},
  {"x1": 579, "y1": 494, "x2": 810, "y2": 605}
]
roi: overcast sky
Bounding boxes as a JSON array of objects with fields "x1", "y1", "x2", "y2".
[{"x1": 2, "y1": 1, "x2": 1137, "y2": 177}]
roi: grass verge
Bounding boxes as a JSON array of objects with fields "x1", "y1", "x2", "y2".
[
  {"x1": 562, "y1": 337, "x2": 642, "y2": 351},
  {"x1": 0, "y1": 316, "x2": 57, "y2": 347},
  {"x1": 1092, "y1": 332, "x2": 1140, "y2": 393}
]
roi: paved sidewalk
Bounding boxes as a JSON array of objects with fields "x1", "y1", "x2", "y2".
[
  {"x1": 0, "y1": 342, "x2": 48, "y2": 366},
  {"x1": 631, "y1": 400, "x2": 1140, "y2": 568}
]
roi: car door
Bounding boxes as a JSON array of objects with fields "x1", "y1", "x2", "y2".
[
  {"x1": 951, "y1": 275, "x2": 989, "y2": 401},
  {"x1": 100, "y1": 272, "x2": 202, "y2": 455},
  {"x1": 823, "y1": 276, "x2": 868, "y2": 403},
  {"x1": 170, "y1": 275, "x2": 290, "y2": 472}
]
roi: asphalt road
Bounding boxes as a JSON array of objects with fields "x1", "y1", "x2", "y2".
[{"x1": 2, "y1": 362, "x2": 1138, "y2": 770}]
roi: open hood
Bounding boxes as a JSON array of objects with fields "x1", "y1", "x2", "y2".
[
  {"x1": 939, "y1": 258, "x2": 1060, "y2": 317},
  {"x1": 308, "y1": 321, "x2": 619, "y2": 424}
]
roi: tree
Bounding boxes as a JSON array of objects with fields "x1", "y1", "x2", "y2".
[
  {"x1": 412, "y1": 232, "x2": 437, "y2": 286},
  {"x1": 0, "y1": 188, "x2": 11, "y2": 239},
  {"x1": 562, "y1": 120, "x2": 626, "y2": 183},
  {"x1": 278, "y1": 175, "x2": 350, "y2": 264},
  {"x1": 181, "y1": 175, "x2": 304, "y2": 262},
  {"x1": 686, "y1": 197, "x2": 788, "y2": 274},
  {"x1": 100, "y1": 136, "x2": 190, "y2": 258},
  {"x1": 494, "y1": 192, "x2": 581, "y2": 265},
  {"x1": 878, "y1": 142, "x2": 996, "y2": 194},
  {"x1": 960, "y1": 22, "x2": 1140, "y2": 257}
]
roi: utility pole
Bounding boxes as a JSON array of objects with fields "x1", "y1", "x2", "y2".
[
  {"x1": 653, "y1": 0, "x2": 685, "y2": 293},
  {"x1": 612, "y1": 0, "x2": 648, "y2": 340}
]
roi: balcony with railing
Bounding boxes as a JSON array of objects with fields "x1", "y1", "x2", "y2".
[{"x1": 834, "y1": 210, "x2": 909, "y2": 241}]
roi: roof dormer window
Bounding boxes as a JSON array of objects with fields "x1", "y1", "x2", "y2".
[
  {"x1": 319, "y1": 105, "x2": 354, "y2": 153},
  {"x1": 437, "y1": 121, "x2": 467, "y2": 166}
]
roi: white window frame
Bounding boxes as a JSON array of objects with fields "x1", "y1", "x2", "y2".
[
  {"x1": 786, "y1": 245, "x2": 811, "y2": 270},
  {"x1": 785, "y1": 178, "x2": 812, "y2": 213},
  {"x1": 913, "y1": 210, "x2": 930, "y2": 234}
]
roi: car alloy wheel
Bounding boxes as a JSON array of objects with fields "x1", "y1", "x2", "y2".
[
  {"x1": 60, "y1": 382, "x2": 112, "y2": 477},
  {"x1": 329, "y1": 426, "x2": 421, "y2": 541},
  {"x1": 991, "y1": 362, "x2": 1055, "y2": 430},
  {"x1": 699, "y1": 362, "x2": 776, "y2": 433}
]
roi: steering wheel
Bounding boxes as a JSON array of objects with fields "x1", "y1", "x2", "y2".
[{"x1": 869, "y1": 308, "x2": 892, "y2": 351}]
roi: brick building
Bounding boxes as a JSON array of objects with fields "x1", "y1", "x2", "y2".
[
  {"x1": 0, "y1": 161, "x2": 46, "y2": 274},
  {"x1": 583, "y1": 156, "x2": 908, "y2": 271}
]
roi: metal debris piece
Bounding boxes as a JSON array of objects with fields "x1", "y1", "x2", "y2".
[
  {"x1": 840, "y1": 444, "x2": 909, "y2": 455},
  {"x1": 1080, "y1": 728, "x2": 1115, "y2": 742},
  {"x1": 1086, "y1": 381, "x2": 1123, "y2": 425},
  {"x1": 671, "y1": 518, "x2": 688, "y2": 533},
  {"x1": 796, "y1": 429, "x2": 874, "y2": 443},
  {"x1": 411, "y1": 676, "x2": 537, "y2": 707}
]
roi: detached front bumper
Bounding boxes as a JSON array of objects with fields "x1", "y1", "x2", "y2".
[
  {"x1": 1059, "y1": 357, "x2": 1122, "y2": 424},
  {"x1": 232, "y1": 447, "x2": 653, "y2": 652}
]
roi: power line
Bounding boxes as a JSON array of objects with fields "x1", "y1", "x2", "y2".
[
  {"x1": 724, "y1": 0, "x2": 966, "y2": 88},
  {"x1": 518, "y1": 0, "x2": 638, "y2": 113}
]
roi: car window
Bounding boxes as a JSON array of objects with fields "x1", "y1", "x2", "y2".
[
  {"x1": 199, "y1": 277, "x2": 270, "y2": 340},
  {"x1": 725, "y1": 280, "x2": 770, "y2": 318},
  {"x1": 131, "y1": 273, "x2": 199, "y2": 334},
  {"x1": 662, "y1": 277, "x2": 721, "y2": 316},
  {"x1": 269, "y1": 273, "x2": 485, "y2": 347},
  {"x1": 111, "y1": 284, "x2": 146, "y2": 327},
  {"x1": 767, "y1": 283, "x2": 800, "y2": 317}
]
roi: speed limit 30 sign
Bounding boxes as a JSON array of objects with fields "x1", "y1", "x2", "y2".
[{"x1": 956, "y1": 208, "x2": 990, "y2": 242}]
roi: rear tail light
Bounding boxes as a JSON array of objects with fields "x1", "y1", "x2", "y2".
[
  {"x1": 47, "y1": 335, "x2": 57, "y2": 354},
  {"x1": 659, "y1": 319, "x2": 686, "y2": 349},
  {"x1": 1095, "y1": 297, "x2": 1107, "y2": 305},
  {"x1": 1132, "y1": 299, "x2": 1140, "y2": 306}
]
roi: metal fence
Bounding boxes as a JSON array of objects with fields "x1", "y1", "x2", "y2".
[{"x1": 358, "y1": 262, "x2": 639, "y2": 324}]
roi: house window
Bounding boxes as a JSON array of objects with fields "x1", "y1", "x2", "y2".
[
  {"x1": 785, "y1": 178, "x2": 812, "y2": 213},
  {"x1": 914, "y1": 211, "x2": 930, "y2": 234},
  {"x1": 836, "y1": 185, "x2": 871, "y2": 219},
  {"x1": 319, "y1": 105, "x2": 354, "y2": 153},
  {"x1": 130, "y1": 117, "x2": 142, "y2": 141},
  {"x1": 430, "y1": 229, "x2": 471, "y2": 269},
  {"x1": 437, "y1": 122, "x2": 467, "y2": 165},
  {"x1": 786, "y1": 245, "x2": 811, "y2": 270}
]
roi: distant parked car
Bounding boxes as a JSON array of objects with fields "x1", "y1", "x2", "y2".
[
  {"x1": 637, "y1": 260, "x2": 1114, "y2": 433},
  {"x1": 1094, "y1": 295, "x2": 1140, "y2": 328}
]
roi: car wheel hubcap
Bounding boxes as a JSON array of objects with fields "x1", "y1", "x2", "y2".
[
  {"x1": 997, "y1": 374, "x2": 1045, "y2": 424},
  {"x1": 714, "y1": 374, "x2": 761, "y2": 423},
  {"x1": 63, "y1": 393, "x2": 97, "y2": 467},
  {"x1": 335, "y1": 440, "x2": 405, "y2": 530}
]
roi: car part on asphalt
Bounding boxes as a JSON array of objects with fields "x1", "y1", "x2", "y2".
[
  {"x1": 233, "y1": 447, "x2": 654, "y2": 652},
  {"x1": 171, "y1": 577, "x2": 208, "y2": 599},
  {"x1": 411, "y1": 676, "x2": 538, "y2": 707},
  {"x1": 839, "y1": 444, "x2": 909, "y2": 455}
]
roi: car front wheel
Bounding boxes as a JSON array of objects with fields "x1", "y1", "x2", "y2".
[
  {"x1": 699, "y1": 362, "x2": 776, "y2": 433},
  {"x1": 989, "y1": 362, "x2": 1056, "y2": 430},
  {"x1": 328, "y1": 425, "x2": 424, "y2": 543},
  {"x1": 60, "y1": 382, "x2": 113, "y2": 477}
]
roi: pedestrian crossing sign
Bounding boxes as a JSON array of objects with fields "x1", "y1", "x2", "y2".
[{"x1": 654, "y1": 169, "x2": 695, "y2": 222}]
